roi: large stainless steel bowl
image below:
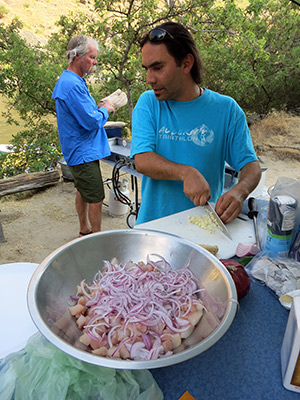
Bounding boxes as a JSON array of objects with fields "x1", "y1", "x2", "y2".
[{"x1": 27, "y1": 229, "x2": 237, "y2": 369}]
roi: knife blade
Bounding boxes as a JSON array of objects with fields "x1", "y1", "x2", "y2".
[{"x1": 205, "y1": 202, "x2": 232, "y2": 240}]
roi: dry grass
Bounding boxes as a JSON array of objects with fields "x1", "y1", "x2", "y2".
[
  {"x1": 250, "y1": 112, "x2": 300, "y2": 161},
  {"x1": 0, "y1": 0, "x2": 92, "y2": 44}
]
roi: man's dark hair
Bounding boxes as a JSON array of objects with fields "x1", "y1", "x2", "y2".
[{"x1": 139, "y1": 21, "x2": 203, "y2": 84}]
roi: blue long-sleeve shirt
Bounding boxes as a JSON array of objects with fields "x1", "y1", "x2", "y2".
[{"x1": 52, "y1": 70, "x2": 110, "y2": 166}]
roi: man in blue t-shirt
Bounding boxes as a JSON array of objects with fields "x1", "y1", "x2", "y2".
[
  {"x1": 52, "y1": 35, "x2": 115, "y2": 235},
  {"x1": 131, "y1": 22, "x2": 261, "y2": 225}
]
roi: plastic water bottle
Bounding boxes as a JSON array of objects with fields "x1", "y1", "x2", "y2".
[{"x1": 265, "y1": 194, "x2": 298, "y2": 256}]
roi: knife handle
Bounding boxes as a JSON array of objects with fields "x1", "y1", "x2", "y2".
[{"x1": 248, "y1": 197, "x2": 258, "y2": 219}]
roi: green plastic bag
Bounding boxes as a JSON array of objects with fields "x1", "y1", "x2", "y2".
[{"x1": 0, "y1": 333, "x2": 163, "y2": 400}]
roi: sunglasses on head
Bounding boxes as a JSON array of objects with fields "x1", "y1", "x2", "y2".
[{"x1": 148, "y1": 28, "x2": 174, "y2": 42}]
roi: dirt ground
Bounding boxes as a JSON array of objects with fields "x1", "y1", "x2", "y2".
[
  {"x1": 0, "y1": 162, "x2": 133, "y2": 264},
  {"x1": 1, "y1": 113, "x2": 300, "y2": 265}
]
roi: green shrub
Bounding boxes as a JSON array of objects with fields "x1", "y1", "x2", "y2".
[{"x1": 0, "y1": 121, "x2": 62, "y2": 178}]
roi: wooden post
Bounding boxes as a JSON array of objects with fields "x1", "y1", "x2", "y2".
[{"x1": 0, "y1": 170, "x2": 60, "y2": 197}]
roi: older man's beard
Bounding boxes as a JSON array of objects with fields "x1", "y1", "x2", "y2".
[
  {"x1": 90, "y1": 65, "x2": 97, "y2": 74},
  {"x1": 86, "y1": 65, "x2": 97, "y2": 75},
  {"x1": 83, "y1": 63, "x2": 97, "y2": 76}
]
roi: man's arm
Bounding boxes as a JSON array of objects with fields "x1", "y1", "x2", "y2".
[
  {"x1": 134, "y1": 152, "x2": 211, "y2": 206},
  {"x1": 215, "y1": 160, "x2": 261, "y2": 223}
]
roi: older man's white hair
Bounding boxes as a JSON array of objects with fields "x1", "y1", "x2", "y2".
[{"x1": 66, "y1": 35, "x2": 99, "y2": 63}]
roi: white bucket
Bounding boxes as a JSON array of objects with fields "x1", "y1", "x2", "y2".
[{"x1": 108, "y1": 178, "x2": 130, "y2": 217}]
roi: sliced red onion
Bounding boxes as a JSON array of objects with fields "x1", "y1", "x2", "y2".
[
  {"x1": 111, "y1": 335, "x2": 133, "y2": 357},
  {"x1": 86, "y1": 329, "x2": 101, "y2": 343},
  {"x1": 147, "y1": 344, "x2": 165, "y2": 360},
  {"x1": 130, "y1": 341, "x2": 147, "y2": 359},
  {"x1": 71, "y1": 254, "x2": 211, "y2": 360},
  {"x1": 142, "y1": 333, "x2": 153, "y2": 350},
  {"x1": 107, "y1": 324, "x2": 121, "y2": 348},
  {"x1": 80, "y1": 280, "x2": 92, "y2": 299},
  {"x1": 85, "y1": 290, "x2": 101, "y2": 307}
]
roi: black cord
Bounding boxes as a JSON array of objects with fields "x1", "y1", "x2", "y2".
[
  {"x1": 111, "y1": 159, "x2": 141, "y2": 228},
  {"x1": 112, "y1": 159, "x2": 133, "y2": 208}
]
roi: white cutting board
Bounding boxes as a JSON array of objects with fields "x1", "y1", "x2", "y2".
[{"x1": 136, "y1": 206, "x2": 255, "y2": 259}]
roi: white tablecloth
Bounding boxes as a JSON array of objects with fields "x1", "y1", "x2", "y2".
[{"x1": 0, "y1": 263, "x2": 38, "y2": 358}]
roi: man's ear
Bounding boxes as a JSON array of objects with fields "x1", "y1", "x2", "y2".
[{"x1": 182, "y1": 54, "x2": 194, "y2": 74}]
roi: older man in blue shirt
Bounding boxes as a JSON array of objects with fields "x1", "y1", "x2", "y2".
[{"x1": 52, "y1": 35, "x2": 114, "y2": 235}]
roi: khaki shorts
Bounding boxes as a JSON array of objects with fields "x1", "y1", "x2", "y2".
[{"x1": 69, "y1": 161, "x2": 105, "y2": 203}]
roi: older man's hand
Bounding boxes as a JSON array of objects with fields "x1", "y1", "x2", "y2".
[{"x1": 98, "y1": 100, "x2": 115, "y2": 114}]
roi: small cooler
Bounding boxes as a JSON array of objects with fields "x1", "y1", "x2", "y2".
[{"x1": 104, "y1": 121, "x2": 126, "y2": 138}]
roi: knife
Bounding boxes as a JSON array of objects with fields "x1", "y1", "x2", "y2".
[
  {"x1": 205, "y1": 202, "x2": 232, "y2": 240},
  {"x1": 247, "y1": 197, "x2": 260, "y2": 248},
  {"x1": 237, "y1": 213, "x2": 249, "y2": 221}
]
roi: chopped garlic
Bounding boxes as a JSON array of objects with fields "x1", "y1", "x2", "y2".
[{"x1": 188, "y1": 210, "x2": 219, "y2": 234}]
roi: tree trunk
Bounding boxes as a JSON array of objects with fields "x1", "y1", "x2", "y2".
[{"x1": 0, "y1": 170, "x2": 60, "y2": 197}]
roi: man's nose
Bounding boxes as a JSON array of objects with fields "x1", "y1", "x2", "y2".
[{"x1": 146, "y1": 70, "x2": 156, "y2": 84}]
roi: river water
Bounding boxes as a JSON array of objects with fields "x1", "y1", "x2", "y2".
[{"x1": 0, "y1": 96, "x2": 24, "y2": 144}]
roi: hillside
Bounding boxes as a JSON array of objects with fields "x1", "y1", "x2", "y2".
[{"x1": 0, "y1": 0, "x2": 94, "y2": 44}]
